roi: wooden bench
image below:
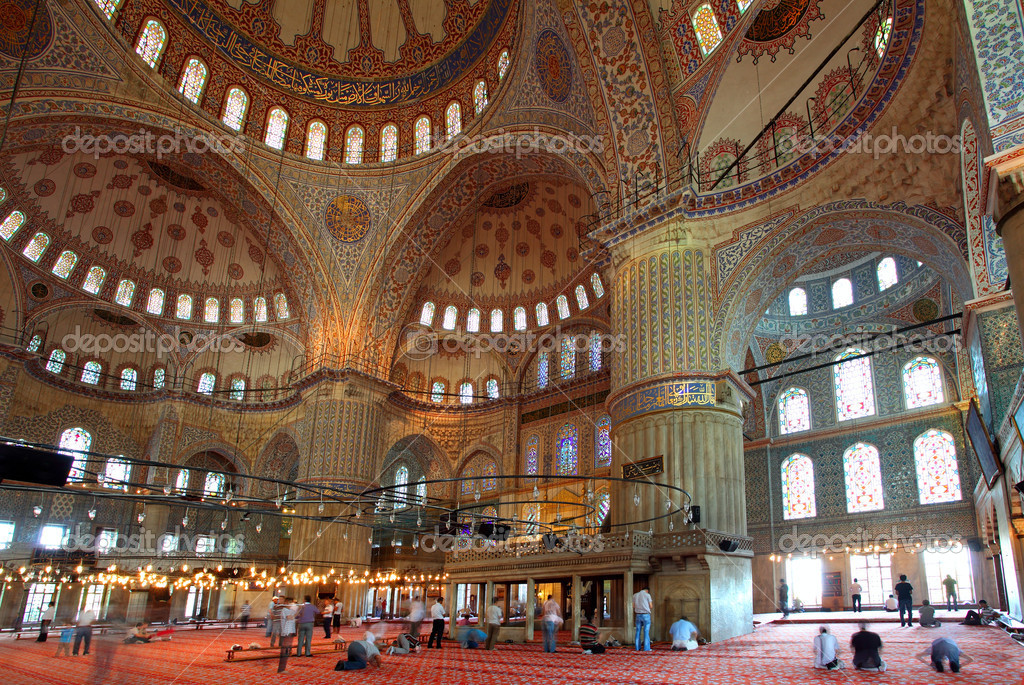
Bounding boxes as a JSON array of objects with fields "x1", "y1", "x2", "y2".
[{"x1": 226, "y1": 641, "x2": 346, "y2": 662}]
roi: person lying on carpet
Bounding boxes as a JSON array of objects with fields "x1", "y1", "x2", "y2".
[
  {"x1": 961, "y1": 600, "x2": 1001, "y2": 626},
  {"x1": 918, "y1": 600, "x2": 941, "y2": 628},
  {"x1": 915, "y1": 637, "x2": 973, "y2": 673},
  {"x1": 458, "y1": 625, "x2": 487, "y2": 649},
  {"x1": 812, "y1": 626, "x2": 842, "y2": 670},
  {"x1": 669, "y1": 616, "x2": 699, "y2": 652},
  {"x1": 850, "y1": 622, "x2": 886, "y2": 672},
  {"x1": 580, "y1": 614, "x2": 605, "y2": 654},
  {"x1": 335, "y1": 632, "x2": 383, "y2": 671}
]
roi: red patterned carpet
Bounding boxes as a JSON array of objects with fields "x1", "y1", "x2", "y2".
[{"x1": 1, "y1": 622, "x2": 1021, "y2": 684}]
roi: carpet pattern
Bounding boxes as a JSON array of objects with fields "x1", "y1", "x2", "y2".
[{"x1": 1, "y1": 623, "x2": 1021, "y2": 684}]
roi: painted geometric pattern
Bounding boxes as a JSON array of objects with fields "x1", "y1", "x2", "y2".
[{"x1": 966, "y1": 0, "x2": 1024, "y2": 150}]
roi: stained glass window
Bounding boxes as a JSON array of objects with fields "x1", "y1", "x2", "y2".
[
  {"x1": 175, "y1": 469, "x2": 189, "y2": 491},
  {"x1": 120, "y1": 367, "x2": 137, "y2": 391},
  {"x1": 82, "y1": 266, "x2": 106, "y2": 294},
  {"x1": 513, "y1": 306, "x2": 527, "y2": 331},
  {"x1": 59, "y1": 427, "x2": 92, "y2": 482},
  {"x1": 46, "y1": 348, "x2": 65, "y2": 374},
  {"x1": 556, "y1": 423, "x2": 578, "y2": 476},
  {"x1": 560, "y1": 336, "x2": 576, "y2": 379},
  {"x1": 466, "y1": 308, "x2": 481, "y2": 332},
  {"x1": 874, "y1": 16, "x2": 893, "y2": 58},
  {"x1": 536, "y1": 302, "x2": 549, "y2": 327},
  {"x1": 914, "y1": 429, "x2": 962, "y2": 505},
  {"x1": 490, "y1": 308, "x2": 503, "y2": 332},
  {"x1": 114, "y1": 279, "x2": 135, "y2": 306},
  {"x1": 524, "y1": 503, "x2": 539, "y2": 534},
  {"x1": 781, "y1": 454, "x2": 816, "y2": 519},
  {"x1": 344, "y1": 126, "x2": 364, "y2": 164},
  {"x1": 692, "y1": 4, "x2": 723, "y2": 56},
  {"x1": 0, "y1": 210, "x2": 25, "y2": 240},
  {"x1": 51, "y1": 250, "x2": 78, "y2": 279},
  {"x1": 556, "y1": 295, "x2": 570, "y2": 319},
  {"x1": 153, "y1": 367, "x2": 165, "y2": 389},
  {"x1": 525, "y1": 434, "x2": 539, "y2": 475},
  {"x1": 176, "y1": 294, "x2": 193, "y2": 320},
  {"x1": 229, "y1": 377, "x2": 245, "y2": 401},
  {"x1": 431, "y1": 381, "x2": 445, "y2": 402},
  {"x1": 843, "y1": 442, "x2": 884, "y2": 513},
  {"x1": 737, "y1": 0, "x2": 753, "y2": 13},
  {"x1": 446, "y1": 102, "x2": 462, "y2": 139},
  {"x1": 93, "y1": 0, "x2": 122, "y2": 20},
  {"x1": 595, "y1": 414, "x2": 611, "y2": 468},
  {"x1": 146, "y1": 288, "x2": 164, "y2": 315},
  {"x1": 834, "y1": 348, "x2": 875, "y2": 421},
  {"x1": 178, "y1": 58, "x2": 208, "y2": 104},
  {"x1": 903, "y1": 356, "x2": 944, "y2": 409},
  {"x1": 789, "y1": 287, "x2": 807, "y2": 316},
  {"x1": 203, "y1": 472, "x2": 225, "y2": 497},
  {"x1": 26, "y1": 334, "x2": 42, "y2": 353},
  {"x1": 778, "y1": 387, "x2": 811, "y2": 434},
  {"x1": 305, "y1": 120, "x2": 327, "y2": 160},
  {"x1": 575, "y1": 284, "x2": 590, "y2": 310},
  {"x1": 474, "y1": 81, "x2": 489, "y2": 114},
  {"x1": 498, "y1": 50, "x2": 510, "y2": 81},
  {"x1": 591, "y1": 273, "x2": 605, "y2": 298},
  {"x1": 589, "y1": 334, "x2": 603, "y2": 371},
  {"x1": 459, "y1": 381, "x2": 473, "y2": 404},
  {"x1": 197, "y1": 371, "x2": 215, "y2": 395},
  {"x1": 222, "y1": 87, "x2": 248, "y2": 131},
  {"x1": 442, "y1": 305, "x2": 458, "y2": 330},
  {"x1": 481, "y1": 506, "x2": 497, "y2": 522},
  {"x1": 265, "y1": 107, "x2": 289, "y2": 150},
  {"x1": 877, "y1": 257, "x2": 898, "y2": 291},
  {"x1": 416, "y1": 477, "x2": 426, "y2": 504},
  {"x1": 420, "y1": 302, "x2": 435, "y2": 326},
  {"x1": 486, "y1": 378, "x2": 499, "y2": 399},
  {"x1": 482, "y1": 460, "x2": 497, "y2": 490},
  {"x1": 254, "y1": 296, "x2": 268, "y2": 322},
  {"x1": 461, "y1": 466, "x2": 476, "y2": 495},
  {"x1": 275, "y1": 293, "x2": 289, "y2": 319},
  {"x1": 414, "y1": 116, "x2": 431, "y2": 154},
  {"x1": 592, "y1": 490, "x2": 611, "y2": 528},
  {"x1": 81, "y1": 361, "x2": 102, "y2": 385},
  {"x1": 832, "y1": 278, "x2": 853, "y2": 308},
  {"x1": 394, "y1": 465, "x2": 409, "y2": 504},
  {"x1": 538, "y1": 352, "x2": 549, "y2": 388},
  {"x1": 203, "y1": 297, "x2": 219, "y2": 323},
  {"x1": 135, "y1": 19, "x2": 167, "y2": 68},
  {"x1": 102, "y1": 457, "x2": 130, "y2": 490},
  {"x1": 380, "y1": 124, "x2": 398, "y2": 163},
  {"x1": 22, "y1": 232, "x2": 49, "y2": 262},
  {"x1": 230, "y1": 297, "x2": 244, "y2": 323}
]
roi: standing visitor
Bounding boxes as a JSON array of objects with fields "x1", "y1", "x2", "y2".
[
  {"x1": 778, "y1": 579, "x2": 790, "y2": 618},
  {"x1": 38, "y1": 600, "x2": 56, "y2": 641},
  {"x1": 239, "y1": 601, "x2": 251, "y2": 629},
  {"x1": 296, "y1": 595, "x2": 316, "y2": 656},
  {"x1": 408, "y1": 594, "x2": 425, "y2": 640},
  {"x1": 850, "y1": 622, "x2": 886, "y2": 672},
  {"x1": 73, "y1": 609, "x2": 94, "y2": 656},
  {"x1": 541, "y1": 594, "x2": 562, "y2": 653},
  {"x1": 484, "y1": 597, "x2": 502, "y2": 650},
  {"x1": 54, "y1": 627, "x2": 73, "y2": 657},
  {"x1": 322, "y1": 599, "x2": 333, "y2": 639},
  {"x1": 632, "y1": 586, "x2": 652, "y2": 652},
  {"x1": 277, "y1": 597, "x2": 297, "y2": 673},
  {"x1": 268, "y1": 597, "x2": 283, "y2": 647},
  {"x1": 334, "y1": 597, "x2": 343, "y2": 631},
  {"x1": 813, "y1": 626, "x2": 841, "y2": 669},
  {"x1": 849, "y1": 578, "x2": 862, "y2": 613},
  {"x1": 428, "y1": 597, "x2": 446, "y2": 649},
  {"x1": 894, "y1": 574, "x2": 914, "y2": 626},
  {"x1": 942, "y1": 575, "x2": 958, "y2": 611}
]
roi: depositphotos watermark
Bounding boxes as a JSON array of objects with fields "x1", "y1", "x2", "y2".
[
  {"x1": 62, "y1": 325, "x2": 247, "y2": 359},
  {"x1": 778, "y1": 327, "x2": 956, "y2": 358},
  {"x1": 421, "y1": 531, "x2": 606, "y2": 554},
  {"x1": 400, "y1": 325, "x2": 626, "y2": 361},
  {"x1": 436, "y1": 127, "x2": 604, "y2": 159},
  {"x1": 63, "y1": 528, "x2": 245, "y2": 555},
  {"x1": 777, "y1": 525, "x2": 963, "y2": 558},
  {"x1": 781, "y1": 127, "x2": 962, "y2": 161},
  {"x1": 61, "y1": 126, "x2": 246, "y2": 159}
]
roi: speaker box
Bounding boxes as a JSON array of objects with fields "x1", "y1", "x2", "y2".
[
  {"x1": 476, "y1": 522, "x2": 510, "y2": 540},
  {"x1": 718, "y1": 539, "x2": 739, "y2": 553},
  {"x1": 690, "y1": 505, "x2": 700, "y2": 524},
  {"x1": 0, "y1": 442, "x2": 74, "y2": 486},
  {"x1": 967, "y1": 537, "x2": 984, "y2": 552}
]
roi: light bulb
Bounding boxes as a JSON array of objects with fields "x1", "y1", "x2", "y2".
[
  {"x1": 316, "y1": 528, "x2": 323, "y2": 538},
  {"x1": 633, "y1": 493, "x2": 640, "y2": 507},
  {"x1": 665, "y1": 499, "x2": 672, "y2": 511},
  {"x1": 286, "y1": 526, "x2": 293, "y2": 536},
  {"x1": 669, "y1": 521, "x2": 675, "y2": 531},
  {"x1": 533, "y1": 486, "x2": 540, "y2": 499},
  {"x1": 274, "y1": 497, "x2": 282, "y2": 508},
  {"x1": 220, "y1": 519, "x2": 228, "y2": 531},
  {"x1": 163, "y1": 485, "x2": 172, "y2": 495},
  {"x1": 355, "y1": 508, "x2": 362, "y2": 518},
  {"x1": 255, "y1": 523, "x2": 262, "y2": 533},
  {"x1": 87, "y1": 508, "x2": 97, "y2": 520},
  {"x1": 389, "y1": 512, "x2": 395, "y2": 523},
  {"x1": 32, "y1": 506, "x2": 42, "y2": 517},
  {"x1": 416, "y1": 515, "x2": 422, "y2": 526},
  {"x1": 318, "y1": 502, "x2": 325, "y2": 514},
  {"x1": 343, "y1": 530, "x2": 348, "y2": 541},
  {"x1": 182, "y1": 516, "x2": 189, "y2": 527},
  {"x1": 137, "y1": 512, "x2": 146, "y2": 523}
]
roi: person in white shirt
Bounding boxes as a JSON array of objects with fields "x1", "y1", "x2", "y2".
[
  {"x1": 322, "y1": 599, "x2": 334, "y2": 639},
  {"x1": 38, "y1": 601, "x2": 56, "y2": 642},
  {"x1": 669, "y1": 617, "x2": 699, "y2": 651},
  {"x1": 408, "y1": 596, "x2": 426, "y2": 640},
  {"x1": 73, "y1": 610, "x2": 94, "y2": 656},
  {"x1": 813, "y1": 626, "x2": 841, "y2": 669},
  {"x1": 850, "y1": 579, "x2": 863, "y2": 612},
  {"x1": 632, "y1": 587, "x2": 653, "y2": 651},
  {"x1": 277, "y1": 597, "x2": 297, "y2": 673},
  {"x1": 484, "y1": 598, "x2": 502, "y2": 650},
  {"x1": 428, "y1": 597, "x2": 446, "y2": 649},
  {"x1": 541, "y1": 595, "x2": 563, "y2": 653},
  {"x1": 884, "y1": 595, "x2": 898, "y2": 611}
]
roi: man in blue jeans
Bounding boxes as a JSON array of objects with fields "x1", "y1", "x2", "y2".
[
  {"x1": 295, "y1": 595, "x2": 316, "y2": 656},
  {"x1": 632, "y1": 586, "x2": 652, "y2": 651},
  {"x1": 894, "y1": 575, "x2": 914, "y2": 627}
]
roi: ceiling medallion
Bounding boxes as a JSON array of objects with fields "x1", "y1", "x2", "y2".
[
  {"x1": 324, "y1": 195, "x2": 371, "y2": 243},
  {"x1": 737, "y1": 0, "x2": 824, "y2": 64}
]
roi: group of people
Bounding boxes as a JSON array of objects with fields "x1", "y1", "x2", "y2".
[
  {"x1": 813, "y1": 623, "x2": 973, "y2": 673},
  {"x1": 265, "y1": 595, "x2": 344, "y2": 673}
]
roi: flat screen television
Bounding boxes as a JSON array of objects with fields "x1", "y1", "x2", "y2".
[{"x1": 966, "y1": 399, "x2": 1002, "y2": 489}]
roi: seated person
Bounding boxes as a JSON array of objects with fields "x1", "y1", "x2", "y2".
[
  {"x1": 791, "y1": 598, "x2": 805, "y2": 613},
  {"x1": 884, "y1": 595, "x2": 898, "y2": 611},
  {"x1": 918, "y1": 599, "x2": 940, "y2": 627},
  {"x1": 916, "y1": 637, "x2": 973, "y2": 673},
  {"x1": 813, "y1": 626, "x2": 841, "y2": 670},
  {"x1": 457, "y1": 625, "x2": 487, "y2": 649},
  {"x1": 669, "y1": 616, "x2": 699, "y2": 651},
  {"x1": 123, "y1": 622, "x2": 166, "y2": 644},
  {"x1": 336, "y1": 633, "x2": 382, "y2": 671},
  {"x1": 850, "y1": 622, "x2": 886, "y2": 672},
  {"x1": 962, "y1": 600, "x2": 1001, "y2": 626},
  {"x1": 579, "y1": 614, "x2": 605, "y2": 654}
]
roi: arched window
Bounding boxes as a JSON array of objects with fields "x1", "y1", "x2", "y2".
[
  {"x1": 914, "y1": 429, "x2": 962, "y2": 504},
  {"x1": 152, "y1": 367, "x2": 165, "y2": 389},
  {"x1": 556, "y1": 295, "x2": 570, "y2": 319},
  {"x1": 135, "y1": 19, "x2": 167, "y2": 68},
  {"x1": 691, "y1": 4, "x2": 723, "y2": 56},
  {"x1": 146, "y1": 288, "x2": 164, "y2": 315},
  {"x1": 230, "y1": 377, "x2": 246, "y2": 401},
  {"x1": 537, "y1": 352, "x2": 549, "y2": 388},
  {"x1": 254, "y1": 296, "x2": 268, "y2": 322},
  {"x1": 82, "y1": 266, "x2": 106, "y2": 294},
  {"x1": 26, "y1": 334, "x2": 42, "y2": 353},
  {"x1": 203, "y1": 472, "x2": 225, "y2": 497},
  {"x1": 575, "y1": 284, "x2": 590, "y2": 310},
  {"x1": 536, "y1": 302, "x2": 549, "y2": 327},
  {"x1": 101, "y1": 457, "x2": 130, "y2": 490},
  {"x1": 275, "y1": 293, "x2": 289, "y2": 319},
  {"x1": 903, "y1": 356, "x2": 944, "y2": 409},
  {"x1": 473, "y1": 80, "x2": 489, "y2": 114},
  {"x1": 93, "y1": 0, "x2": 122, "y2": 20},
  {"x1": 344, "y1": 126, "x2": 364, "y2": 164},
  {"x1": 197, "y1": 372, "x2": 216, "y2": 395},
  {"x1": 264, "y1": 107, "x2": 289, "y2": 149},
  {"x1": 445, "y1": 102, "x2": 462, "y2": 139},
  {"x1": 430, "y1": 381, "x2": 445, "y2": 402},
  {"x1": 380, "y1": 124, "x2": 398, "y2": 163},
  {"x1": 589, "y1": 334, "x2": 603, "y2": 371},
  {"x1": 560, "y1": 336, "x2": 576, "y2": 379},
  {"x1": 459, "y1": 381, "x2": 473, "y2": 404},
  {"x1": 442, "y1": 305, "x2": 458, "y2": 330},
  {"x1": 0, "y1": 210, "x2": 25, "y2": 240},
  {"x1": 874, "y1": 15, "x2": 893, "y2": 58},
  {"x1": 204, "y1": 297, "x2": 219, "y2": 323},
  {"x1": 114, "y1": 279, "x2": 135, "y2": 306},
  {"x1": 81, "y1": 361, "x2": 102, "y2": 385},
  {"x1": 778, "y1": 387, "x2": 811, "y2": 434},
  {"x1": 486, "y1": 378, "x2": 499, "y2": 399},
  {"x1": 513, "y1": 306, "x2": 527, "y2": 331},
  {"x1": 843, "y1": 442, "x2": 884, "y2": 513},
  {"x1": 460, "y1": 465, "x2": 477, "y2": 496},
  {"x1": 414, "y1": 116, "x2": 431, "y2": 154},
  {"x1": 497, "y1": 50, "x2": 510, "y2": 81},
  {"x1": 51, "y1": 250, "x2": 78, "y2": 279},
  {"x1": 591, "y1": 490, "x2": 611, "y2": 528},
  {"x1": 523, "y1": 503, "x2": 540, "y2": 534},
  {"x1": 394, "y1": 465, "x2": 409, "y2": 504},
  {"x1": 59, "y1": 427, "x2": 92, "y2": 482},
  {"x1": 230, "y1": 297, "x2": 244, "y2": 323},
  {"x1": 490, "y1": 308, "x2": 503, "y2": 332},
  {"x1": 595, "y1": 414, "x2": 611, "y2": 468},
  {"x1": 176, "y1": 294, "x2": 193, "y2": 320},
  {"x1": 22, "y1": 232, "x2": 49, "y2": 262},
  {"x1": 416, "y1": 476, "x2": 426, "y2": 504},
  {"x1": 178, "y1": 57, "x2": 208, "y2": 104},
  {"x1": 420, "y1": 301, "x2": 436, "y2": 326},
  {"x1": 222, "y1": 87, "x2": 249, "y2": 131},
  {"x1": 305, "y1": 120, "x2": 327, "y2": 160},
  {"x1": 120, "y1": 367, "x2": 137, "y2": 391},
  {"x1": 525, "y1": 434, "x2": 539, "y2": 476},
  {"x1": 46, "y1": 349, "x2": 65, "y2": 374},
  {"x1": 789, "y1": 287, "x2": 808, "y2": 316},
  {"x1": 481, "y1": 460, "x2": 497, "y2": 490},
  {"x1": 466, "y1": 308, "x2": 481, "y2": 332},
  {"x1": 591, "y1": 273, "x2": 605, "y2": 298},
  {"x1": 175, "y1": 469, "x2": 189, "y2": 492},
  {"x1": 481, "y1": 505, "x2": 497, "y2": 522},
  {"x1": 877, "y1": 257, "x2": 898, "y2": 291},
  {"x1": 556, "y1": 423, "x2": 578, "y2": 476},
  {"x1": 834, "y1": 348, "x2": 875, "y2": 421},
  {"x1": 781, "y1": 454, "x2": 816, "y2": 519},
  {"x1": 831, "y1": 278, "x2": 853, "y2": 308}
]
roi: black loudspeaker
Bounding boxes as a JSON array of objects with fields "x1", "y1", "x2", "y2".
[
  {"x1": 718, "y1": 539, "x2": 739, "y2": 553},
  {"x1": 690, "y1": 506, "x2": 700, "y2": 524},
  {"x1": 0, "y1": 442, "x2": 74, "y2": 486},
  {"x1": 476, "y1": 522, "x2": 510, "y2": 540},
  {"x1": 967, "y1": 537, "x2": 984, "y2": 552},
  {"x1": 1013, "y1": 480, "x2": 1024, "y2": 496}
]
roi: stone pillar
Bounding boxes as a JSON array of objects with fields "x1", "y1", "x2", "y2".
[
  {"x1": 447, "y1": 582, "x2": 458, "y2": 639},
  {"x1": 525, "y1": 578, "x2": 535, "y2": 641},
  {"x1": 997, "y1": 188, "x2": 1024, "y2": 346},
  {"x1": 571, "y1": 574, "x2": 581, "y2": 641},
  {"x1": 624, "y1": 569, "x2": 634, "y2": 644}
]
